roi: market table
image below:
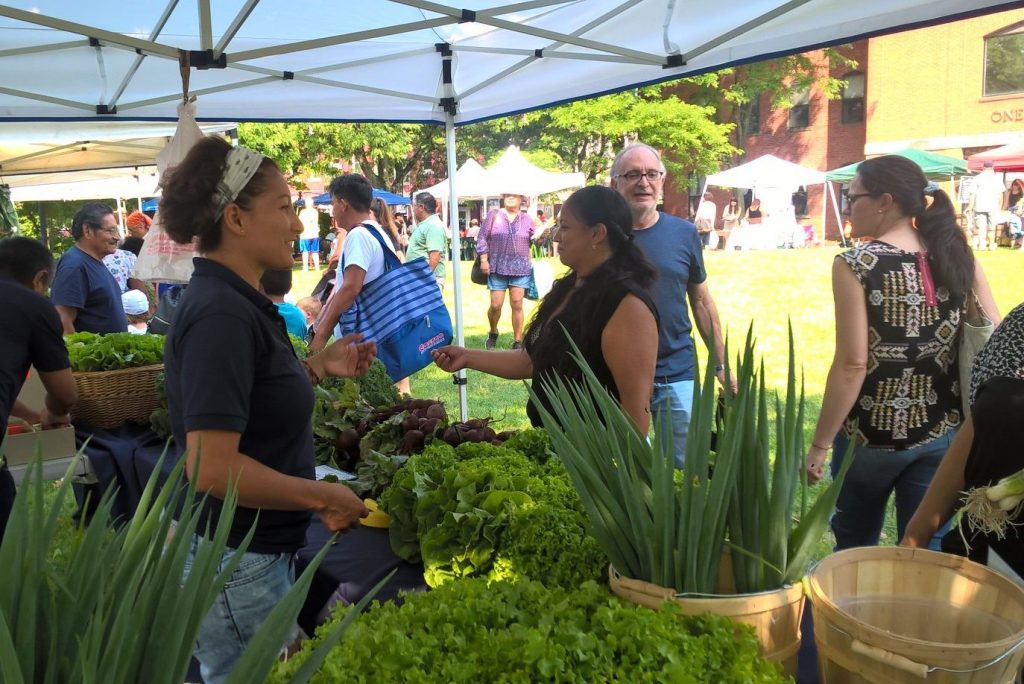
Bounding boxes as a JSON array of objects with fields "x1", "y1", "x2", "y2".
[{"x1": 71, "y1": 424, "x2": 822, "y2": 682}]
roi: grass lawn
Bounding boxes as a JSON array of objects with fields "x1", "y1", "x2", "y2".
[{"x1": 292, "y1": 246, "x2": 1024, "y2": 557}]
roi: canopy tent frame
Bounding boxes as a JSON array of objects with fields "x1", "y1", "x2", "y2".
[{"x1": 0, "y1": 0, "x2": 1012, "y2": 420}]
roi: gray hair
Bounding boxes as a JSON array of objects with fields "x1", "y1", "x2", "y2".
[{"x1": 610, "y1": 142, "x2": 666, "y2": 178}]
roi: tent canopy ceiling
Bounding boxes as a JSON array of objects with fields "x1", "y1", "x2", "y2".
[
  {"x1": 825, "y1": 148, "x2": 970, "y2": 182},
  {"x1": 312, "y1": 187, "x2": 410, "y2": 206},
  {"x1": 967, "y1": 139, "x2": 1024, "y2": 172},
  {"x1": 0, "y1": 121, "x2": 234, "y2": 175},
  {"x1": 705, "y1": 154, "x2": 825, "y2": 190},
  {"x1": 0, "y1": 1, "x2": 1011, "y2": 125}
]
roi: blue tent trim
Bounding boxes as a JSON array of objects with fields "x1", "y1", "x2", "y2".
[
  {"x1": 141, "y1": 197, "x2": 158, "y2": 212},
  {"x1": 312, "y1": 188, "x2": 408, "y2": 206}
]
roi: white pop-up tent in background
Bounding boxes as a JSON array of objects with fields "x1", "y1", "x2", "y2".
[{"x1": 0, "y1": 0, "x2": 1007, "y2": 418}]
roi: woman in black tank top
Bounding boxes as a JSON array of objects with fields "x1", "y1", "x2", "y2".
[{"x1": 432, "y1": 186, "x2": 659, "y2": 434}]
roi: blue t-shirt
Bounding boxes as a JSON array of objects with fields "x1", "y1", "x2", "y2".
[
  {"x1": 51, "y1": 245, "x2": 128, "y2": 334},
  {"x1": 275, "y1": 302, "x2": 308, "y2": 340},
  {"x1": 632, "y1": 213, "x2": 707, "y2": 381}
]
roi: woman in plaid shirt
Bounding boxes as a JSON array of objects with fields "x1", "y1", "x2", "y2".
[{"x1": 476, "y1": 193, "x2": 539, "y2": 349}]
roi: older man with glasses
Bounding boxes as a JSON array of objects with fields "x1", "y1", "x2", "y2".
[
  {"x1": 51, "y1": 202, "x2": 129, "y2": 334},
  {"x1": 611, "y1": 143, "x2": 732, "y2": 467}
]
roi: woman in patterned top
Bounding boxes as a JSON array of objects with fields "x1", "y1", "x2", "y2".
[
  {"x1": 805, "y1": 155, "x2": 1000, "y2": 551},
  {"x1": 476, "y1": 193, "x2": 541, "y2": 350},
  {"x1": 903, "y1": 302, "x2": 1024, "y2": 573}
]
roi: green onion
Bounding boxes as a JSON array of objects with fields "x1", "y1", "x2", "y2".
[{"x1": 963, "y1": 469, "x2": 1024, "y2": 539}]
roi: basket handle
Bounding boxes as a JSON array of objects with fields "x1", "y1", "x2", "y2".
[{"x1": 850, "y1": 639, "x2": 928, "y2": 678}]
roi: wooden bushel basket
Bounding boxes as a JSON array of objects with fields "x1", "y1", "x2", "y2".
[
  {"x1": 71, "y1": 364, "x2": 163, "y2": 429},
  {"x1": 808, "y1": 546, "x2": 1024, "y2": 683},
  {"x1": 608, "y1": 558, "x2": 805, "y2": 678}
]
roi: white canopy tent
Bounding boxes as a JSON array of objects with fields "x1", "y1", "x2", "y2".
[
  {"x1": 0, "y1": 0, "x2": 1007, "y2": 418},
  {"x1": 700, "y1": 154, "x2": 841, "y2": 248},
  {"x1": 0, "y1": 121, "x2": 234, "y2": 176},
  {"x1": 419, "y1": 158, "x2": 494, "y2": 199},
  {"x1": 486, "y1": 146, "x2": 585, "y2": 196},
  {"x1": 6, "y1": 165, "x2": 160, "y2": 202}
]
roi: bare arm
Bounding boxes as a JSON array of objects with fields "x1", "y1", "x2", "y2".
[
  {"x1": 972, "y1": 260, "x2": 1001, "y2": 326},
  {"x1": 432, "y1": 346, "x2": 533, "y2": 380},
  {"x1": 309, "y1": 265, "x2": 367, "y2": 353},
  {"x1": 127, "y1": 277, "x2": 148, "y2": 294},
  {"x1": 184, "y1": 430, "x2": 366, "y2": 532},
  {"x1": 806, "y1": 258, "x2": 868, "y2": 482},
  {"x1": 901, "y1": 416, "x2": 973, "y2": 547},
  {"x1": 602, "y1": 295, "x2": 658, "y2": 435},
  {"x1": 38, "y1": 368, "x2": 77, "y2": 414},
  {"x1": 427, "y1": 251, "x2": 441, "y2": 271},
  {"x1": 687, "y1": 279, "x2": 733, "y2": 390},
  {"x1": 54, "y1": 305, "x2": 77, "y2": 335}
]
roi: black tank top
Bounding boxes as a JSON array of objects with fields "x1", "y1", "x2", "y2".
[{"x1": 524, "y1": 264, "x2": 656, "y2": 428}]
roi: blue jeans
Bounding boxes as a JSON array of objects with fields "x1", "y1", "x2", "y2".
[
  {"x1": 830, "y1": 431, "x2": 955, "y2": 552},
  {"x1": 183, "y1": 536, "x2": 297, "y2": 684},
  {"x1": 651, "y1": 379, "x2": 694, "y2": 468}
]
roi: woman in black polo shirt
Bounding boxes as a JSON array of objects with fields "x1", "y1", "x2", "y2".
[{"x1": 158, "y1": 136, "x2": 376, "y2": 683}]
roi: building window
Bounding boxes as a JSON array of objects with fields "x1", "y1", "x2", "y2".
[
  {"x1": 740, "y1": 96, "x2": 760, "y2": 136},
  {"x1": 841, "y1": 72, "x2": 865, "y2": 123},
  {"x1": 788, "y1": 89, "x2": 810, "y2": 129},
  {"x1": 984, "y1": 25, "x2": 1024, "y2": 96}
]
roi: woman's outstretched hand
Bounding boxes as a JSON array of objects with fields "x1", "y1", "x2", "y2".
[
  {"x1": 432, "y1": 345, "x2": 470, "y2": 373},
  {"x1": 318, "y1": 333, "x2": 377, "y2": 378}
]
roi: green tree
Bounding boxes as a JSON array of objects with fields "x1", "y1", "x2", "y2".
[
  {"x1": 681, "y1": 50, "x2": 858, "y2": 154},
  {"x1": 238, "y1": 122, "x2": 446, "y2": 192}
]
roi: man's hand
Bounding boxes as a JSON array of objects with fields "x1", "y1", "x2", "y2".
[
  {"x1": 311, "y1": 480, "x2": 369, "y2": 533},
  {"x1": 39, "y1": 408, "x2": 71, "y2": 430},
  {"x1": 715, "y1": 368, "x2": 739, "y2": 396}
]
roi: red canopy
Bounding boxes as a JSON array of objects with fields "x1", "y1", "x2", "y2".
[{"x1": 967, "y1": 140, "x2": 1024, "y2": 172}]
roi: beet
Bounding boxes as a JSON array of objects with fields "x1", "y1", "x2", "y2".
[
  {"x1": 491, "y1": 439, "x2": 503, "y2": 446},
  {"x1": 425, "y1": 403, "x2": 446, "y2": 420},
  {"x1": 336, "y1": 428, "x2": 360, "y2": 451},
  {"x1": 402, "y1": 415, "x2": 420, "y2": 432},
  {"x1": 496, "y1": 430, "x2": 516, "y2": 441},
  {"x1": 420, "y1": 417, "x2": 439, "y2": 435},
  {"x1": 443, "y1": 426, "x2": 461, "y2": 446},
  {"x1": 464, "y1": 429, "x2": 483, "y2": 442},
  {"x1": 482, "y1": 426, "x2": 496, "y2": 441},
  {"x1": 400, "y1": 430, "x2": 425, "y2": 454},
  {"x1": 465, "y1": 418, "x2": 485, "y2": 430}
]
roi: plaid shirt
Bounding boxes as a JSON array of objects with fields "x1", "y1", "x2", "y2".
[{"x1": 476, "y1": 209, "x2": 535, "y2": 277}]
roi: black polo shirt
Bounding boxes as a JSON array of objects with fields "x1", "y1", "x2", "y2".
[
  {"x1": 0, "y1": 277, "x2": 70, "y2": 434},
  {"x1": 164, "y1": 258, "x2": 315, "y2": 553}
]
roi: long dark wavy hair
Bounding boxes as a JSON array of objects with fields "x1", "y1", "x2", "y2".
[
  {"x1": 857, "y1": 155, "x2": 974, "y2": 300},
  {"x1": 523, "y1": 185, "x2": 656, "y2": 368}
]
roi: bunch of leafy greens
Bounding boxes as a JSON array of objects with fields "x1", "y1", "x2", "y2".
[
  {"x1": 270, "y1": 578, "x2": 785, "y2": 683},
  {"x1": 380, "y1": 439, "x2": 605, "y2": 589},
  {"x1": 344, "y1": 451, "x2": 408, "y2": 499},
  {"x1": 291, "y1": 335, "x2": 398, "y2": 408},
  {"x1": 311, "y1": 381, "x2": 372, "y2": 468},
  {"x1": 65, "y1": 332, "x2": 165, "y2": 372}
]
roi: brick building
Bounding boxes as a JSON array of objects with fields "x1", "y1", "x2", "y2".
[{"x1": 664, "y1": 7, "x2": 1024, "y2": 241}]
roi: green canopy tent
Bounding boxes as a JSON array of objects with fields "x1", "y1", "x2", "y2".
[
  {"x1": 825, "y1": 149, "x2": 969, "y2": 183},
  {"x1": 0, "y1": 184, "x2": 19, "y2": 236}
]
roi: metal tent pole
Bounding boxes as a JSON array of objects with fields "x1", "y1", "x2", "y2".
[{"x1": 446, "y1": 113, "x2": 468, "y2": 422}]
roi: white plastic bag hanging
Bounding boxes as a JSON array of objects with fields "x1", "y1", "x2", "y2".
[{"x1": 134, "y1": 100, "x2": 205, "y2": 284}]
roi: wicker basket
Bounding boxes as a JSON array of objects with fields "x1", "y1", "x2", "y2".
[{"x1": 71, "y1": 364, "x2": 163, "y2": 429}]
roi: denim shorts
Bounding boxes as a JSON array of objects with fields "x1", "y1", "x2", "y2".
[
  {"x1": 299, "y1": 237, "x2": 320, "y2": 253},
  {"x1": 488, "y1": 272, "x2": 533, "y2": 291},
  {"x1": 182, "y1": 535, "x2": 297, "y2": 684}
]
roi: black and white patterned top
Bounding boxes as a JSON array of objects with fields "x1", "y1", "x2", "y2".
[
  {"x1": 837, "y1": 241, "x2": 964, "y2": 449},
  {"x1": 969, "y1": 302, "x2": 1024, "y2": 408}
]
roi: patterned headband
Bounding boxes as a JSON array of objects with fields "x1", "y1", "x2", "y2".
[{"x1": 213, "y1": 146, "x2": 266, "y2": 220}]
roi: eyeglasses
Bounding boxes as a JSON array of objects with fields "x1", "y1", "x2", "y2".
[
  {"x1": 614, "y1": 170, "x2": 664, "y2": 183},
  {"x1": 843, "y1": 190, "x2": 876, "y2": 206}
]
